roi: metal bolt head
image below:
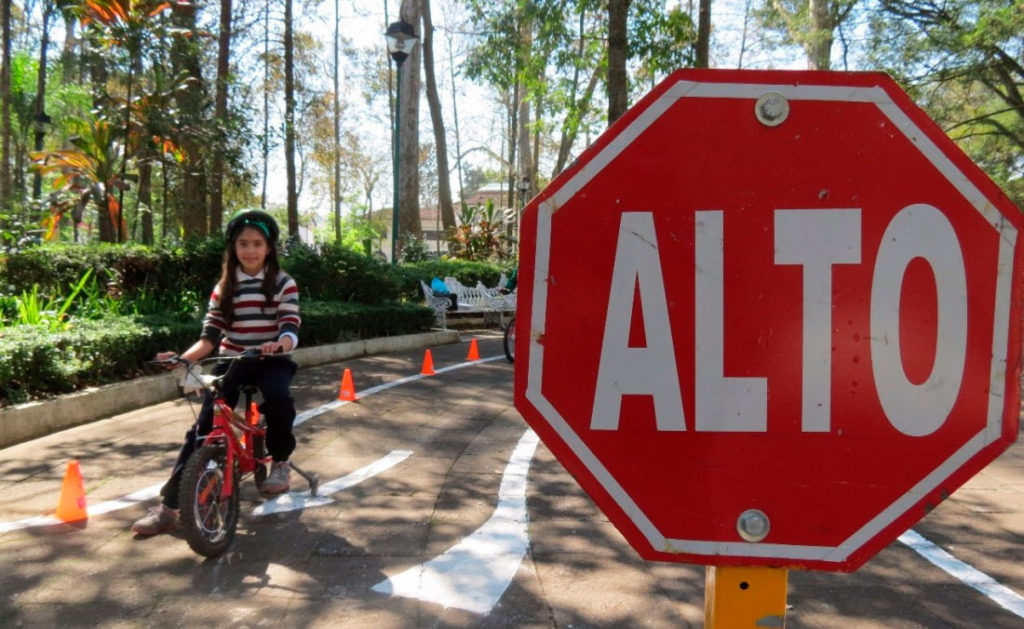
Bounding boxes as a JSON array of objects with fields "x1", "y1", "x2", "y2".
[
  {"x1": 737, "y1": 509, "x2": 771, "y2": 542},
  {"x1": 755, "y1": 92, "x2": 789, "y2": 127}
]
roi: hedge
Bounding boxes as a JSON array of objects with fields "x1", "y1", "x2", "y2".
[
  {"x1": 1, "y1": 242, "x2": 511, "y2": 310},
  {"x1": 0, "y1": 240, "x2": 407, "y2": 306},
  {"x1": 0, "y1": 300, "x2": 433, "y2": 407}
]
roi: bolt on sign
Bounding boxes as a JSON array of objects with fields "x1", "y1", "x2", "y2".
[{"x1": 513, "y1": 69, "x2": 1024, "y2": 572}]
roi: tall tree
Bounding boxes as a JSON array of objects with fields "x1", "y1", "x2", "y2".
[
  {"x1": 332, "y1": 0, "x2": 341, "y2": 242},
  {"x1": 757, "y1": 0, "x2": 857, "y2": 70},
  {"x1": 696, "y1": 0, "x2": 711, "y2": 68},
  {"x1": 1, "y1": 0, "x2": 11, "y2": 209},
  {"x1": 32, "y1": 2, "x2": 56, "y2": 203},
  {"x1": 209, "y1": 0, "x2": 233, "y2": 234},
  {"x1": 607, "y1": 0, "x2": 629, "y2": 123},
  {"x1": 421, "y1": 0, "x2": 454, "y2": 232},
  {"x1": 260, "y1": 1, "x2": 270, "y2": 209},
  {"x1": 284, "y1": 0, "x2": 298, "y2": 239},
  {"x1": 397, "y1": 0, "x2": 422, "y2": 244},
  {"x1": 171, "y1": 1, "x2": 207, "y2": 238}
]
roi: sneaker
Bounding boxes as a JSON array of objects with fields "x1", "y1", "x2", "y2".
[
  {"x1": 262, "y1": 460, "x2": 291, "y2": 495},
  {"x1": 131, "y1": 504, "x2": 178, "y2": 535}
]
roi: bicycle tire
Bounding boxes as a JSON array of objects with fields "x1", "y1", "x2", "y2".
[
  {"x1": 178, "y1": 444, "x2": 240, "y2": 558},
  {"x1": 503, "y1": 316, "x2": 516, "y2": 363}
]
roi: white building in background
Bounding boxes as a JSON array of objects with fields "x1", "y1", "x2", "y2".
[{"x1": 373, "y1": 182, "x2": 518, "y2": 262}]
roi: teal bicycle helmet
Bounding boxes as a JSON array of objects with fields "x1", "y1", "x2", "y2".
[{"x1": 225, "y1": 209, "x2": 280, "y2": 243}]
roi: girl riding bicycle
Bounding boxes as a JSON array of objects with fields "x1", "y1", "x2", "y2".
[{"x1": 132, "y1": 209, "x2": 301, "y2": 536}]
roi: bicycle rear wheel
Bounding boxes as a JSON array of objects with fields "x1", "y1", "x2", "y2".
[
  {"x1": 178, "y1": 444, "x2": 240, "y2": 558},
  {"x1": 503, "y1": 316, "x2": 516, "y2": 363}
]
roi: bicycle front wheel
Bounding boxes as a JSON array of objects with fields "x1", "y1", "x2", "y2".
[
  {"x1": 503, "y1": 316, "x2": 516, "y2": 363},
  {"x1": 178, "y1": 444, "x2": 240, "y2": 558}
]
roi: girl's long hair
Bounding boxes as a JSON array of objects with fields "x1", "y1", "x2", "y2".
[{"x1": 216, "y1": 233, "x2": 282, "y2": 324}]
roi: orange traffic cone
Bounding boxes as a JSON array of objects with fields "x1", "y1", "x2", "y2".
[
  {"x1": 249, "y1": 401, "x2": 260, "y2": 425},
  {"x1": 55, "y1": 460, "x2": 88, "y2": 523},
  {"x1": 467, "y1": 338, "x2": 481, "y2": 361},
  {"x1": 421, "y1": 349, "x2": 436, "y2": 376},
  {"x1": 338, "y1": 368, "x2": 358, "y2": 401}
]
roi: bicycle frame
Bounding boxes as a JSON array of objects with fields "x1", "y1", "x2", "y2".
[
  {"x1": 161, "y1": 348, "x2": 320, "y2": 500},
  {"x1": 172, "y1": 349, "x2": 272, "y2": 499},
  {"x1": 203, "y1": 394, "x2": 270, "y2": 499}
]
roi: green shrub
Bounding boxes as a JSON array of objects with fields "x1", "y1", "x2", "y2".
[
  {"x1": 283, "y1": 242, "x2": 401, "y2": 304},
  {"x1": 0, "y1": 241, "x2": 223, "y2": 301},
  {"x1": 300, "y1": 300, "x2": 434, "y2": 344}
]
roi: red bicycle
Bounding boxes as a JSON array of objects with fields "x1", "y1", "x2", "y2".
[{"x1": 157, "y1": 350, "x2": 319, "y2": 558}]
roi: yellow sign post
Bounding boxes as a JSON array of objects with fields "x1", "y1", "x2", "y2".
[{"x1": 705, "y1": 566, "x2": 788, "y2": 628}]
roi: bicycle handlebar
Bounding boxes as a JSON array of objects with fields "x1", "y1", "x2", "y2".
[{"x1": 149, "y1": 348, "x2": 290, "y2": 395}]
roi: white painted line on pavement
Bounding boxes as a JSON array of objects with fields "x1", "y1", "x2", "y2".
[
  {"x1": 294, "y1": 355, "x2": 505, "y2": 427},
  {"x1": 252, "y1": 450, "x2": 413, "y2": 516},
  {"x1": 0, "y1": 483, "x2": 162, "y2": 534},
  {"x1": 0, "y1": 352, "x2": 502, "y2": 534},
  {"x1": 899, "y1": 529, "x2": 1024, "y2": 618},
  {"x1": 372, "y1": 429, "x2": 540, "y2": 615}
]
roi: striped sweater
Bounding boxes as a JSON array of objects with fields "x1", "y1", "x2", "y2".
[{"x1": 201, "y1": 269, "x2": 301, "y2": 355}]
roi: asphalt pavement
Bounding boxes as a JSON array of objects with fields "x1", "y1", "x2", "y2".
[{"x1": 1, "y1": 332, "x2": 1023, "y2": 628}]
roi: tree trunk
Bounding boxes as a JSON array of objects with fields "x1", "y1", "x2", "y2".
[
  {"x1": 61, "y1": 10, "x2": 78, "y2": 83},
  {"x1": 807, "y1": 0, "x2": 833, "y2": 70},
  {"x1": 32, "y1": 4, "x2": 53, "y2": 206},
  {"x1": 696, "y1": 0, "x2": 712, "y2": 68},
  {"x1": 172, "y1": 3, "x2": 208, "y2": 239},
  {"x1": 506, "y1": 84, "x2": 517, "y2": 210},
  {"x1": 607, "y1": 0, "x2": 630, "y2": 124},
  {"x1": 517, "y1": 14, "x2": 534, "y2": 199},
  {"x1": 448, "y1": 41, "x2": 464, "y2": 206},
  {"x1": 209, "y1": 0, "x2": 233, "y2": 234},
  {"x1": 1, "y1": 0, "x2": 11, "y2": 210},
  {"x1": 397, "y1": 0, "x2": 422, "y2": 244},
  {"x1": 332, "y1": 0, "x2": 341, "y2": 243},
  {"x1": 421, "y1": 0, "x2": 454, "y2": 231},
  {"x1": 260, "y1": 3, "x2": 269, "y2": 209},
  {"x1": 284, "y1": 0, "x2": 298, "y2": 239},
  {"x1": 138, "y1": 159, "x2": 153, "y2": 244},
  {"x1": 553, "y1": 67, "x2": 600, "y2": 178}
]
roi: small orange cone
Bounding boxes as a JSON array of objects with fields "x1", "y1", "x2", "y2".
[
  {"x1": 338, "y1": 368, "x2": 358, "y2": 401},
  {"x1": 467, "y1": 338, "x2": 481, "y2": 361},
  {"x1": 55, "y1": 460, "x2": 88, "y2": 523},
  {"x1": 249, "y1": 401, "x2": 260, "y2": 425},
  {"x1": 421, "y1": 349, "x2": 436, "y2": 376}
]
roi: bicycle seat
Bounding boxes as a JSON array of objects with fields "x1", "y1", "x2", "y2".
[{"x1": 240, "y1": 385, "x2": 259, "y2": 396}]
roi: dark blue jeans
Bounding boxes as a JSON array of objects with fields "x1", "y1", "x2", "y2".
[{"x1": 160, "y1": 356, "x2": 297, "y2": 509}]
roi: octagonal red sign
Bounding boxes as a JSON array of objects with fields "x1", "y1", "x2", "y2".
[{"x1": 513, "y1": 69, "x2": 1024, "y2": 572}]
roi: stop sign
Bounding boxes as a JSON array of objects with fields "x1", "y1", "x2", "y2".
[{"x1": 514, "y1": 69, "x2": 1023, "y2": 572}]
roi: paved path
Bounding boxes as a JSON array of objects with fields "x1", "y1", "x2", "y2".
[{"x1": 2, "y1": 333, "x2": 1023, "y2": 628}]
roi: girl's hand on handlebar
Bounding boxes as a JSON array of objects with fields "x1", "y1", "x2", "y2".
[
  {"x1": 260, "y1": 340, "x2": 290, "y2": 355},
  {"x1": 153, "y1": 351, "x2": 179, "y2": 369}
]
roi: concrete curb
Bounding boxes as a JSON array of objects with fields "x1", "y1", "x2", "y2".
[{"x1": 0, "y1": 330, "x2": 460, "y2": 449}]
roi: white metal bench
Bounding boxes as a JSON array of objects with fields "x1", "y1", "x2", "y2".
[
  {"x1": 443, "y1": 276, "x2": 516, "y2": 325},
  {"x1": 419, "y1": 280, "x2": 453, "y2": 329}
]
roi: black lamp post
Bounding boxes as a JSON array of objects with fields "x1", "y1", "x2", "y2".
[{"x1": 385, "y1": 19, "x2": 418, "y2": 263}]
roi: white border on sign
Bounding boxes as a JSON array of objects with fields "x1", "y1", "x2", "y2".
[{"x1": 524, "y1": 80, "x2": 1018, "y2": 564}]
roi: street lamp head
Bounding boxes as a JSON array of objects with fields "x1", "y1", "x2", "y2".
[
  {"x1": 385, "y1": 20, "x2": 418, "y2": 65},
  {"x1": 517, "y1": 175, "x2": 529, "y2": 194}
]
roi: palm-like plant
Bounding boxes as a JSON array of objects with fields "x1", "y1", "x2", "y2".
[
  {"x1": 447, "y1": 200, "x2": 514, "y2": 261},
  {"x1": 31, "y1": 117, "x2": 126, "y2": 241}
]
